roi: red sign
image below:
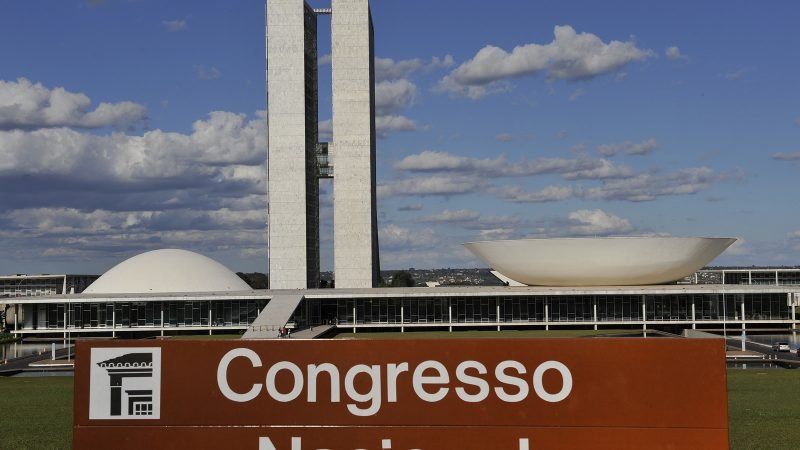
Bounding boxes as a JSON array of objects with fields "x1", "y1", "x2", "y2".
[{"x1": 73, "y1": 338, "x2": 729, "y2": 449}]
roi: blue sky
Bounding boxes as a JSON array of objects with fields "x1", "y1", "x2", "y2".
[{"x1": 1, "y1": 0, "x2": 799, "y2": 275}]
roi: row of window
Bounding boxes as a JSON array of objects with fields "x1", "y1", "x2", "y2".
[
  {"x1": 292, "y1": 294, "x2": 793, "y2": 326},
  {"x1": 21, "y1": 301, "x2": 265, "y2": 330}
]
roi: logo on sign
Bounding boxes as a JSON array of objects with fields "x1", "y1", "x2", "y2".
[{"x1": 89, "y1": 347, "x2": 161, "y2": 420}]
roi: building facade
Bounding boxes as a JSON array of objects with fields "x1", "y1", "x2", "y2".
[
  {"x1": 3, "y1": 285, "x2": 798, "y2": 338},
  {"x1": 1, "y1": 274, "x2": 99, "y2": 329},
  {"x1": 267, "y1": 0, "x2": 379, "y2": 289},
  {"x1": 266, "y1": 0, "x2": 321, "y2": 289},
  {"x1": 695, "y1": 268, "x2": 800, "y2": 285}
]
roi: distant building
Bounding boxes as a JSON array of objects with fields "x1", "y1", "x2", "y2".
[
  {"x1": 1, "y1": 274, "x2": 99, "y2": 329},
  {"x1": 1, "y1": 274, "x2": 98, "y2": 298},
  {"x1": 694, "y1": 268, "x2": 800, "y2": 286}
]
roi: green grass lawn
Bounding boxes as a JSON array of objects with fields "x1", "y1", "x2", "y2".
[
  {"x1": 0, "y1": 377, "x2": 73, "y2": 450},
  {"x1": 1, "y1": 363, "x2": 798, "y2": 449},
  {"x1": 727, "y1": 369, "x2": 800, "y2": 450}
]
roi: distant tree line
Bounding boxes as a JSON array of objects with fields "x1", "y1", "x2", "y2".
[{"x1": 389, "y1": 270, "x2": 415, "y2": 287}]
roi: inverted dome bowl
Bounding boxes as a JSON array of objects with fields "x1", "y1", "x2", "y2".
[{"x1": 463, "y1": 237, "x2": 736, "y2": 286}]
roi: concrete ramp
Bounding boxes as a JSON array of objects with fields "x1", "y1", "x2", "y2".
[
  {"x1": 242, "y1": 293, "x2": 304, "y2": 339},
  {"x1": 290, "y1": 324, "x2": 335, "y2": 339},
  {"x1": 682, "y1": 329, "x2": 724, "y2": 339}
]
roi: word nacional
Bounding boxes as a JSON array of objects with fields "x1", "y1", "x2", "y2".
[{"x1": 217, "y1": 347, "x2": 573, "y2": 417}]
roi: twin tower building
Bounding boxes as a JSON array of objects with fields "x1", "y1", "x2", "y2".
[{"x1": 266, "y1": 0, "x2": 380, "y2": 289}]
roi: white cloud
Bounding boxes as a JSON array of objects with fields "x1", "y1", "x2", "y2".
[
  {"x1": 375, "y1": 57, "x2": 424, "y2": 81},
  {"x1": 375, "y1": 55, "x2": 454, "y2": 82},
  {"x1": 566, "y1": 209, "x2": 633, "y2": 235},
  {"x1": 569, "y1": 88, "x2": 585, "y2": 102},
  {"x1": 0, "y1": 205, "x2": 268, "y2": 265},
  {"x1": 0, "y1": 78, "x2": 146, "y2": 130},
  {"x1": 397, "y1": 204, "x2": 423, "y2": 212},
  {"x1": 375, "y1": 115, "x2": 416, "y2": 135},
  {"x1": 318, "y1": 119, "x2": 332, "y2": 141},
  {"x1": 723, "y1": 68, "x2": 748, "y2": 80},
  {"x1": 375, "y1": 79, "x2": 417, "y2": 116},
  {"x1": 583, "y1": 167, "x2": 724, "y2": 201},
  {"x1": 771, "y1": 151, "x2": 800, "y2": 161},
  {"x1": 196, "y1": 65, "x2": 222, "y2": 80},
  {"x1": 492, "y1": 185, "x2": 578, "y2": 203},
  {"x1": 596, "y1": 138, "x2": 657, "y2": 157},
  {"x1": 379, "y1": 224, "x2": 436, "y2": 249},
  {"x1": 378, "y1": 174, "x2": 487, "y2": 198},
  {"x1": 393, "y1": 150, "x2": 632, "y2": 180},
  {"x1": 665, "y1": 46, "x2": 689, "y2": 61},
  {"x1": 479, "y1": 228, "x2": 516, "y2": 240},
  {"x1": 0, "y1": 106, "x2": 270, "y2": 265},
  {"x1": 488, "y1": 167, "x2": 728, "y2": 203},
  {"x1": 495, "y1": 133, "x2": 513, "y2": 142},
  {"x1": 319, "y1": 53, "x2": 332, "y2": 65},
  {"x1": 162, "y1": 19, "x2": 187, "y2": 32},
  {"x1": 436, "y1": 25, "x2": 652, "y2": 98},
  {"x1": 724, "y1": 238, "x2": 751, "y2": 256},
  {"x1": 0, "y1": 111, "x2": 267, "y2": 209},
  {"x1": 420, "y1": 209, "x2": 481, "y2": 223}
]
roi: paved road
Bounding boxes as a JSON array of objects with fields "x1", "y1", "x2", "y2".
[
  {"x1": 724, "y1": 337, "x2": 800, "y2": 368},
  {"x1": 0, "y1": 345, "x2": 74, "y2": 376}
]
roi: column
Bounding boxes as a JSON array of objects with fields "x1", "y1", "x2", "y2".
[
  {"x1": 592, "y1": 297, "x2": 598, "y2": 331},
  {"x1": 642, "y1": 296, "x2": 647, "y2": 331},
  {"x1": 160, "y1": 303, "x2": 164, "y2": 337},
  {"x1": 691, "y1": 298, "x2": 696, "y2": 330},
  {"x1": 496, "y1": 300, "x2": 501, "y2": 331},
  {"x1": 448, "y1": 300, "x2": 452, "y2": 332},
  {"x1": 544, "y1": 303, "x2": 549, "y2": 331},
  {"x1": 741, "y1": 301, "x2": 746, "y2": 328}
]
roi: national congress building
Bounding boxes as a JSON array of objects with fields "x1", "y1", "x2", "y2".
[{"x1": 2, "y1": 0, "x2": 799, "y2": 340}]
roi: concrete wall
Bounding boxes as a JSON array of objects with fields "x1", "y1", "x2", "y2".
[
  {"x1": 266, "y1": 0, "x2": 319, "y2": 289},
  {"x1": 331, "y1": 0, "x2": 380, "y2": 288}
]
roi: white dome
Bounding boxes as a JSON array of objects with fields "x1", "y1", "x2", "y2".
[{"x1": 83, "y1": 249, "x2": 252, "y2": 294}]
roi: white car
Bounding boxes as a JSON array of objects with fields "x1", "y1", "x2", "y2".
[{"x1": 772, "y1": 342, "x2": 790, "y2": 352}]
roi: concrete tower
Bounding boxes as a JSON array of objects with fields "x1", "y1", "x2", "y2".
[
  {"x1": 331, "y1": 0, "x2": 380, "y2": 288},
  {"x1": 266, "y1": 0, "x2": 379, "y2": 289},
  {"x1": 266, "y1": 0, "x2": 320, "y2": 289}
]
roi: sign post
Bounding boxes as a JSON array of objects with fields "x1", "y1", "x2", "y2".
[{"x1": 74, "y1": 338, "x2": 729, "y2": 449}]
